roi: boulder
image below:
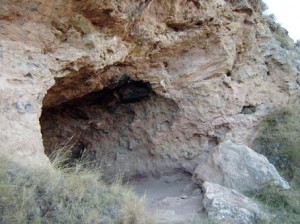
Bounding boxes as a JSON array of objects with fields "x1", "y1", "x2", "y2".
[
  {"x1": 193, "y1": 140, "x2": 290, "y2": 192},
  {"x1": 203, "y1": 181, "x2": 268, "y2": 224}
]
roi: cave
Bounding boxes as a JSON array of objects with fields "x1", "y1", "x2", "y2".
[
  {"x1": 40, "y1": 74, "x2": 182, "y2": 181},
  {"x1": 40, "y1": 74, "x2": 204, "y2": 220}
]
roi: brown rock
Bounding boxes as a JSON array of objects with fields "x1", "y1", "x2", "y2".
[{"x1": 0, "y1": 0, "x2": 299, "y2": 174}]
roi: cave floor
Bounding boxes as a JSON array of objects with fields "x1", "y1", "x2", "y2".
[{"x1": 130, "y1": 173, "x2": 204, "y2": 223}]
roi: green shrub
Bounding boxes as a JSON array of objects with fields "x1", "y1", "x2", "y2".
[
  {"x1": 248, "y1": 0, "x2": 268, "y2": 12},
  {"x1": 251, "y1": 186, "x2": 300, "y2": 224},
  {"x1": 252, "y1": 104, "x2": 300, "y2": 224},
  {"x1": 0, "y1": 150, "x2": 148, "y2": 224},
  {"x1": 252, "y1": 104, "x2": 300, "y2": 184},
  {"x1": 274, "y1": 32, "x2": 293, "y2": 49},
  {"x1": 263, "y1": 12, "x2": 294, "y2": 50}
]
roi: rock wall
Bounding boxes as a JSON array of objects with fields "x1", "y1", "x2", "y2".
[{"x1": 1, "y1": 0, "x2": 299, "y2": 172}]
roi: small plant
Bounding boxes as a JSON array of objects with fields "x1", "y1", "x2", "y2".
[
  {"x1": 248, "y1": 0, "x2": 268, "y2": 12},
  {"x1": 263, "y1": 13, "x2": 293, "y2": 49},
  {"x1": 260, "y1": 1, "x2": 268, "y2": 12}
]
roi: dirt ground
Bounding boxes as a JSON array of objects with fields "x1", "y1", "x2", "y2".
[{"x1": 131, "y1": 173, "x2": 205, "y2": 223}]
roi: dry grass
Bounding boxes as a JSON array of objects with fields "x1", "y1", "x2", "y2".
[
  {"x1": 0, "y1": 146, "x2": 149, "y2": 224},
  {"x1": 188, "y1": 217, "x2": 220, "y2": 224},
  {"x1": 252, "y1": 104, "x2": 300, "y2": 184},
  {"x1": 251, "y1": 104, "x2": 300, "y2": 224},
  {"x1": 251, "y1": 186, "x2": 300, "y2": 224}
]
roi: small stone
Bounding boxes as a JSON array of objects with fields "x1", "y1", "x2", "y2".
[
  {"x1": 15, "y1": 102, "x2": 26, "y2": 114},
  {"x1": 25, "y1": 104, "x2": 33, "y2": 113},
  {"x1": 180, "y1": 194, "x2": 188, "y2": 199},
  {"x1": 24, "y1": 73, "x2": 33, "y2": 79}
]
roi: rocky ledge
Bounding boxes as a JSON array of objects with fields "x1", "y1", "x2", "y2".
[{"x1": 0, "y1": 0, "x2": 299, "y2": 223}]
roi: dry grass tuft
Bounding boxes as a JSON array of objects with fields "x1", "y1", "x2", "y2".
[{"x1": 0, "y1": 145, "x2": 149, "y2": 224}]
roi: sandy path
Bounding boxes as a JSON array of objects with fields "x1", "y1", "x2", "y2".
[{"x1": 130, "y1": 173, "x2": 204, "y2": 223}]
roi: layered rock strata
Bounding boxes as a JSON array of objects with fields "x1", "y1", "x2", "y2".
[{"x1": 0, "y1": 0, "x2": 299, "y2": 176}]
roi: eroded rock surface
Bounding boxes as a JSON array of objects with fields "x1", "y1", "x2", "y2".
[
  {"x1": 1, "y1": 1, "x2": 300, "y2": 223},
  {"x1": 193, "y1": 140, "x2": 290, "y2": 192},
  {"x1": 203, "y1": 181, "x2": 268, "y2": 224},
  {"x1": 0, "y1": 0, "x2": 299, "y2": 174}
]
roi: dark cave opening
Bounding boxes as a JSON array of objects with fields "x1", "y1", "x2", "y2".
[
  {"x1": 65, "y1": 74, "x2": 154, "y2": 108},
  {"x1": 40, "y1": 74, "x2": 180, "y2": 180}
]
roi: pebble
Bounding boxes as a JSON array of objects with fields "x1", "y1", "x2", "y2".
[{"x1": 180, "y1": 194, "x2": 188, "y2": 199}]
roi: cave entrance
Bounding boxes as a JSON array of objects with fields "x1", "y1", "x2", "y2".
[
  {"x1": 40, "y1": 74, "x2": 180, "y2": 181},
  {"x1": 40, "y1": 74, "x2": 204, "y2": 221}
]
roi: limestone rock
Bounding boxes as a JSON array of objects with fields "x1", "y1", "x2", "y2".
[
  {"x1": 193, "y1": 140, "x2": 290, "y2": 192},
  {"x1": 202, "y1": 181, "x2": 268, "y2": 224},
  {"x1": 0, "y1": 0, "x2": 299, "y2": 175}
]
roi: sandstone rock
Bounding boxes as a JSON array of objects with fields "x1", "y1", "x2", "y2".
[
  {"x1": 202, "y1": 181, "x2": 268, "y2": 224},
  {"x1": 0, "y1": 0, "x2": 299, "y2": 176},
  {"x1": 193, "y1": 140, "x2": 290, "y2": 192},
  {"x1": 230, "y1": 0, "x2": 253, "y2": 15}
]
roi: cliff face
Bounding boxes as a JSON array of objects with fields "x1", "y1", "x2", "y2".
[{"x1": 0, "y1": 0, "x2": 299, "y2": 175}]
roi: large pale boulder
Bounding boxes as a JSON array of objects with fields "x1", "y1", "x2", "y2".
[
  {"x1": 203, "y1": 181, "x2": 268, "y2": 224},
  {"x1": 193, "y1": 140, "x2": 290, "y2": 192}
]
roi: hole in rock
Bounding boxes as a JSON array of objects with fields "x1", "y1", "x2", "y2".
[
  {"x1": 40, "y1": 74, "x2": 182, "y2": 181},
  {"x1": 226, "y1": 71, "x2": 232, "y2": 77},
  {"x1": 241, "y1": 105, "x2": 256, "y2": 115}
]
